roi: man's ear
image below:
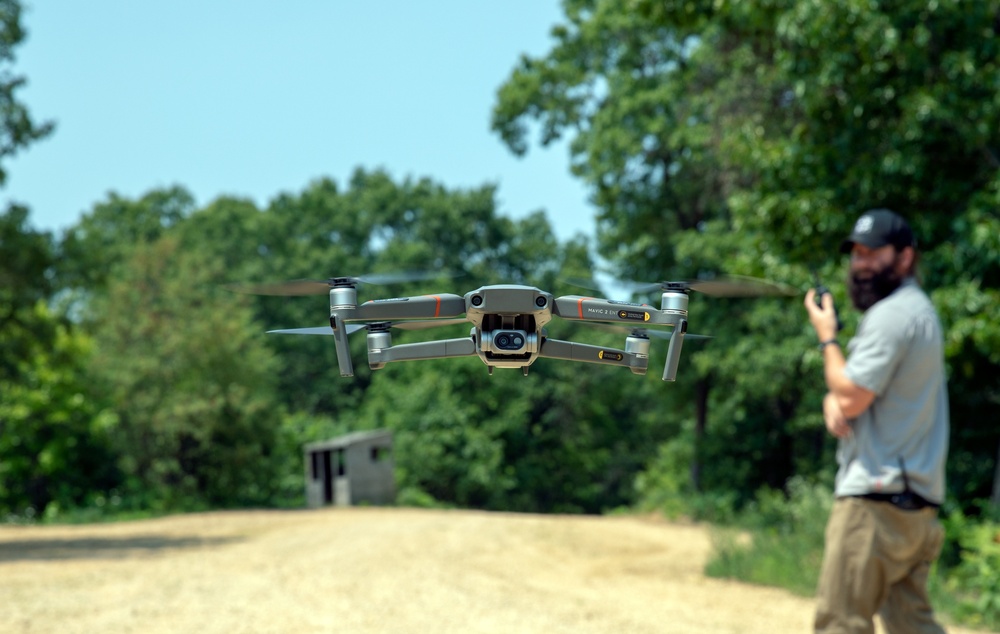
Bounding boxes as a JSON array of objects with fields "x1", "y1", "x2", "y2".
[{"x1": 896, "y1": 246, "x2": 916, "y2": 275}]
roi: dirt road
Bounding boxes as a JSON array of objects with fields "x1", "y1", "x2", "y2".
[{"x1": 0, "y1": 508, "x2": 986, "y2": 633}]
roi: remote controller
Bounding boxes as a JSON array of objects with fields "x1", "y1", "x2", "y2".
[{"x1": 813, "y1": 274, "x2": 844, "y2": 332}]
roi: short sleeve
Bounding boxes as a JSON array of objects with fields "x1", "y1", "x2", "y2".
[{"x1": 844, "y1": 305, "x2": 908, "y2": 396}]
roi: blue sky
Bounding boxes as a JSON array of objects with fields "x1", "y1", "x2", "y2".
[{"x1": 7, "y1": 1, "x2": 597, "y2": 243}]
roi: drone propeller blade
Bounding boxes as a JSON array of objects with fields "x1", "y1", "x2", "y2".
[
  {"x1": 389, "y1": 318, "x2": 469, "y2": 331},
  {"x1": 564, "y1": 275, "x2": 643, "y2": 300},
  {"x1": 229, "y1": 279, "x2": 332, "y2": 296},
  {"x1": 564, "y1": 277, "x2": 604, "y2": 293},
  {"x1": 267, "y1": 325, "x2": 367, "y2": 335},
  {"x1": 582, "y1": 322, "x2": 712, "y2": 341},
  {"x1": 687, "y1": 275, "x2": 798, "y2": 297},
  {"x1": 356, "y1": 270, "x2": 463, "y2": 285},
  {"x1": 227, "y1": 270, "x2": 463, "y2": 296},
  {"x1": 269, "y1": 319, "x2": 467, "y2": 337},
  {"x1": 628, "y1": 275, "x2": 797, "y2": 298}
]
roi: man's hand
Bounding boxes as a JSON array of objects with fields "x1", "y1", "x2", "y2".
[
  {"x1": 823, "y1": 392, "x2": 852, "y2": 438},
  {"x1": 804, "y1": 288, "x2": 839, "y2": 343},
  {"x1": 805, "y1": 288, "x2": 876, "y2": 421}
]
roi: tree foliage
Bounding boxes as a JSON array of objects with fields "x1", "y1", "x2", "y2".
[
  {"x1": 86, "y1": 236, "x2": 284, "y2": 509},
  {"x1": 0, "y1": 306, "x2": 118, "y2": 518},
  {"x1": 0, "y1": 3, "x2": 106, "y2": 518},
  {"x1": 493, "y1": 0, "x2": 1000, "y2": 508},
  {"x1": 0, "y1": 0, "x2": 53, "y2": 187}
]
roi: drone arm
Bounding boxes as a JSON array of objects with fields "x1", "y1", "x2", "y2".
[
  {"x1": 538, "y1": 338, "x2": 648, "y2": 375},
  {"x1": 551, "y1": 296, "x2": 682, "y2": 327},
  {"x1": 351, "y1": 294, "x2": 467, "y2": 321},
  {"x1": 368, "y1": 337, "x2": 477, "y2": 367}
]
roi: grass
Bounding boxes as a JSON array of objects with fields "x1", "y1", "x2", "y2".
[{"x1": 699, "y1": 483, "x2": 1000, "y2": 632}]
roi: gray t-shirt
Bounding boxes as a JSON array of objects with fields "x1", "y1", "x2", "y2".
[{"x1": 835, "y1": 277, "x2": 950, "y2": 504}]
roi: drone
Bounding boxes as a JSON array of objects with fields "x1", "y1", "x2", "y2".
[{"x1": 233, "y1": 273, "x2": 795, "y2": 381}]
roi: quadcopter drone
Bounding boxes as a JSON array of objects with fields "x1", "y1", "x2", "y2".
[{"x1": 234, "y1": 273, "x2": 795, "y2": 381}]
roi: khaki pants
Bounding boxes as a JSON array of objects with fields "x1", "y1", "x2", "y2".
[{"x1": 814, "y1": 496, "x2": 946, "y2": 634}]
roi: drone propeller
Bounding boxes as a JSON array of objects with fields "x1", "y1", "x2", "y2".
[
  {"x1": 648, "y1": 275, "x2": 798, "y2": 297},
  {"x1": 267, "y1": 326, "x2": 346, "y2": 336},
  {"x1": 267, "y1": 318, "x2": 468, "y2": 336},
  {"x1": 602, "y1": 274, "x2": 798, "y2": 298},
  {"x1": 229, "y1": 270, "x2": 461, "y2": 296},
  {"x1": 380, "y1": 318, "x2": 469, "y2": 331},
  {"x1": 584, "y1": 322, "x2": 712, "y2": 341},
  {"x1": 564, "y1": 276, "x2": 622, "y2": 296},
  {"x1": 565, "y1": 274, "x2": 795, "y2": 298}
]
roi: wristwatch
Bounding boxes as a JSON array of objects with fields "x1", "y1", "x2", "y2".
[{"x1": 818, "y1": 338, "x2": 839, "y2": 350}]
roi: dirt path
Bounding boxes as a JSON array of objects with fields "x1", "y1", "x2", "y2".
[{"x1": 0, "y1": 508, "x2": 986, "y2": 633}]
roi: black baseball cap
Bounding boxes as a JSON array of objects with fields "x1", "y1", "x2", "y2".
[{"x1": 840, "y1": 208, "x2": 916, "y2": 254}]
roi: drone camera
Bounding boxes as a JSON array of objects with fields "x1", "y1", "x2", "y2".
[
  {"x1": 495, "y1": 330, "x2": 526, "y2": 351},
  {"x1": 482, "y1": 329, "x2": 537, "y2": 355}
]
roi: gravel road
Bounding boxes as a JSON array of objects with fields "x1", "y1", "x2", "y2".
[{"x1": 0, "y1": 507, "x2": 987, "y2": 633}]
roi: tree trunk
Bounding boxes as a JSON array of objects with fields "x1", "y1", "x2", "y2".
[
  {"x1": 691, "y1": 377, "x2": 711, "y2": 492},
  {"x1": 992, "y1": 440, "x2": 1000, "y2": 508}
]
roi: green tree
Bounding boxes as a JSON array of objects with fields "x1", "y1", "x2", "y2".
[
  {"x1": 88, "y1": 236, "x2": 284, "y2": 509},
  {"x1": 0, "y1": 0, "x2": 54, "y2": 187},
  {"x1": 0, "y1": 204, "x2": 54, "y2": 375},
  {"x1": 0, "y1": 0, "x2": 115, "y2": 518},
  {"x1": 493, "y1": 0, "x2": 1000, "y2": 509},
  {"x1": 0, "y1": 306, "x2": 119, "y2": 518},
  {"x1": 58, "y1": 186, "x2": 195, "y2": 292},
  {"x1": 0, "y1": 204, "x2": 121, "y2": 520}
]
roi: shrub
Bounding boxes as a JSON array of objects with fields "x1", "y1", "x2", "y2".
[
  {"x1": 705, "y1": 477, "x2": 832, "y2": 596},
  {"x1": 941, "y1": 513, "x2": 1000, "y2": 630}
]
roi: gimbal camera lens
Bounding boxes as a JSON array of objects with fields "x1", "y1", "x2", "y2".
[{"x1": 492, "y1": 330, "x2": 527, "y2": 351}]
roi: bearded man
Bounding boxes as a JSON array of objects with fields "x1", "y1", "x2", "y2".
[{"x1": 803, "y1": 209, "x2": 950, "y2": 634}]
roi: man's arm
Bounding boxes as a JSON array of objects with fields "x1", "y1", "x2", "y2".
[
  {"x1": 818, "y1": 339, "x2": 876, "y2": 418},
  {"x1": 804, "y1": 289, "x2": 876, "y2": 419}
]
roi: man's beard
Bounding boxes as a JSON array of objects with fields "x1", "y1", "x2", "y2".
[{"x1": 848, "y1": 262, "x2": 903, "y2": 311}]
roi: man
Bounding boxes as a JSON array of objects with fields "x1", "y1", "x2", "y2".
[{"x1": 803, "y1": 209, "x2": 950, "y2": 634}]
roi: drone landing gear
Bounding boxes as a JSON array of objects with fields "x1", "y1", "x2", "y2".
[
  {"x1": 661, "y1": 320, "x2": 687, "y2": 382},
  {"x1": 484, "y1": 365, "x2": 530, "y2": 377}
]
